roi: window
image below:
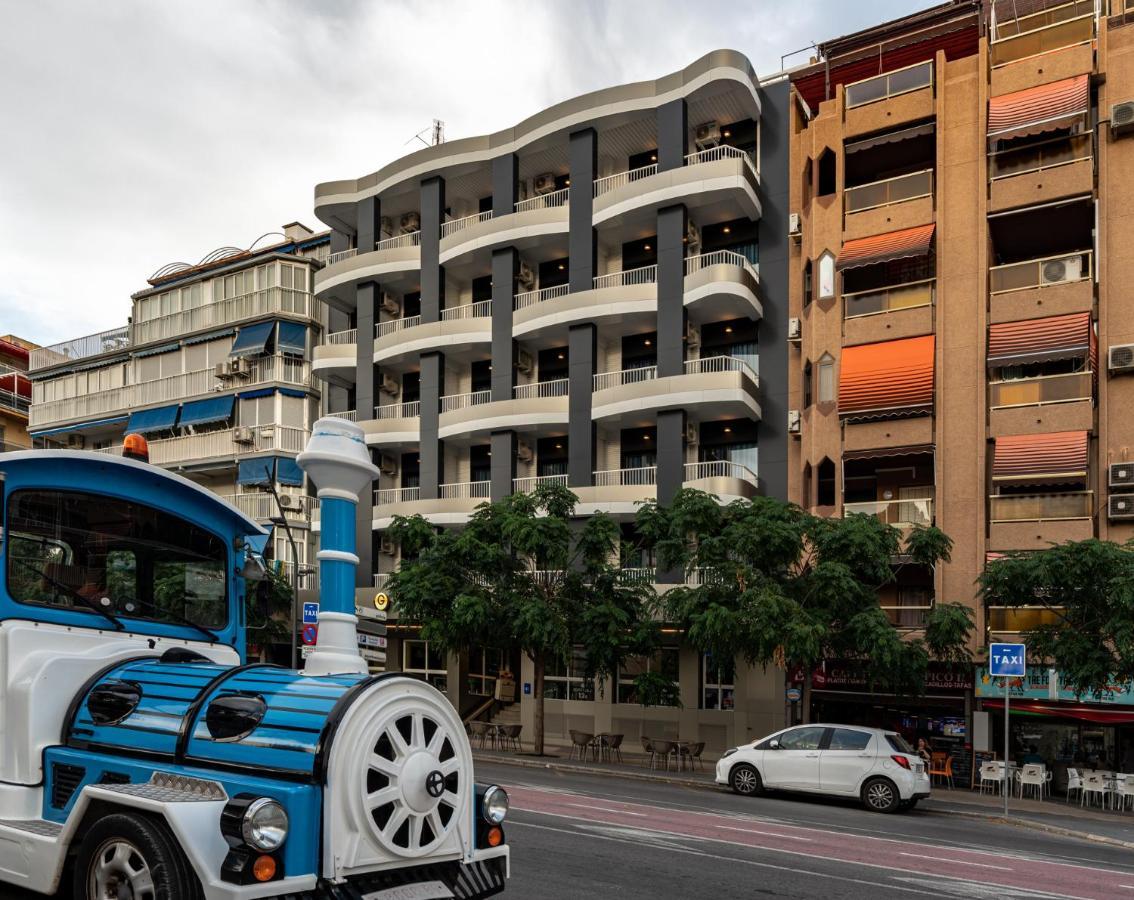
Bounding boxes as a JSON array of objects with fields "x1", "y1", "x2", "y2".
[
  {"x1": 468, "y1": 646, "x2": 505, "y2": 697},
  {"x1": 817, "y1": 458, "x2": 836, "y2": 506},
  {"x1": 817, "y1": 148, "x2": 836, "y2": 197},
  {"x1": 6, "y1": 489, "x2": 228, "y2": 629},
  {"x1": 280, "y1": 395, "x2": 307, "y2": 429},
  {"x1": 802, "y1": 462, "x2": 813, "y2": 508},
  {"x1": 545, "y1": 644, "x2": 594, "y2": 701},
  {"x1": 617, "y1": 646, "x2": 679, "y2": 705},
  {"x1": 818, "y1": 251, "x2": 836, "y2": 299},
  {"x1": 829, "y1": 728, "x2": 872, "y2": 751},
  {"x1": 803, "y1": 360, "x2": 813, "y2": 408},
  {"x1": 701, "y1": 653, "x2": 735, "y2": 710},
  {"x1": 817, "y1": 353, "x2": 835, "y2": 403},
  {"x1": 777, "y1": 726, "x2": 826, "y2": 750},
  {"x1": 885, "y1": 733, "x2": 916, "y2": 754},
  {"x1": 402, "y1": 640, "x2": 447, "y2": 691},
  {"x1": 803, "y1": 260, "x2": 813, "y2": 305}
]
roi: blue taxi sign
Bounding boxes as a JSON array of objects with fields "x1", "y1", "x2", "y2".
[{"x1": 989, "y1": 642, "x2": 1026, "y2": 677}]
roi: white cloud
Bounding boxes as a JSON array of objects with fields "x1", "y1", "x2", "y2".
[{"x1": 0, "y1": 0, "x2": 931, "y2": 345}]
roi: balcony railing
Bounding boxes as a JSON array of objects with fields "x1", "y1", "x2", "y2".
[
  {"x1": 685, "y1": 144, "x2": 758, "y2": 179},
  {"x1": 684, "y1": 355, "x2": 759, "y2": 383},
  {"x1": 374, "y1": 486, "x2": 421, "y2": 505},
  {"x1": 109, "y1": 425, "x2": 312, "y2": 466},
  {"x1": 844, "y1": 60, "x2": 933, "y2": 110},
  {"x1": 593, "y1": 164, "x2": 659, "y2": 198},
  {"x1": 440, "y1": 300, "x2": 492, "y2": 321},
  {"x1": 594, "y1": 467, "x2": 657, "y2": 487},
  {"x1": 990, "y1": 250, "x2": 1092, "y2": 295},
  {"x1": 375, "y1": 400, "x2": 421, "y2": 419},
  {"x1": 987, "y1": 606, "x2": 1064, "y2": 633},
  {"x1": 844, "y1": 279, "x2": 935, "y2": 319},
  {"x1": 30, "y1": 325, "x2": 131, "y2": 371},
  {"x1": 441, "y1": 210, "x2": 493, "y2": 239},
  {"x1": 844, "y1": 496, "x2": 935, "y2": 527},
  {"x1": 991, "y1": 0, "x2": 1095, "y2": 67},
  {"x1": 440, "y1": 390, "x2": 491, "y2": 413},
  {"x1": 221, "y1": 492, "x2": 314, "y2": 520},
  {"x1": 513, "y1": 284, "x2": 570, "y2": 310},
  {"x1": 989, "y1": 134, "x2": 1092, "y2": 180},
  {"x1": 990, "y1": 490, "x2": 1093, "y2": 522},
  {"x1": 593, "y1": 145, "x2": 758, "y2": 199},
  {"x1": 326, "y1": 328, "x2": 357, "y2": 345},
  {"x1": 513, "y1": 378, "x2": 569, "y2": 399},
  {"x1": 684, "y1": 250, "x2": 760, "y2": 285},
  {"x1": 844, "y1": 169, "x2": 933, "y2": 214},
  {"x1": 374, "y1": 231, "x2": 422, "y2": 252},
  {"x1": 683, "y1": 460, "x2": 759, "y2": 486},
  {"x1": 515, "y1": 188, "x2": 570, "y2": 213},
  {"x1": 373, "y1": 573, "x2": 391, "y2": 589},
  {"x1": 881, "y1": 593, "x2": 935, "y2": 629},
  {"x1": 512, "y1": 474, "x2": 569, "y2": 492},
  {"x1": 327, "y1": 248, "x2": 358, "y2": 266},
  {"x1": 439, "y1": 481, "x2": 491, "y2": 500},
  {"x1": 131, "y1": 287, "x2": 314, "y2": 346},
  {"x1": 989, "y1": 370, "x2": 1093, "y2": 409},
  {"x1": 331, "y1": 409, "x2": 358, "y2": 421},
  {"x1": 376, "y1": 315, "x2": 422, "y2": 338},
  {"x1": 593, "y1": 366, "x2": 657, "y2": 392},
  {"x1": 593, "y1": 265, "x2": 658, "y2": 290}
]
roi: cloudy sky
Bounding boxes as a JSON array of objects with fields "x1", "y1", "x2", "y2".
[{"x1": 0, "y1": 0, "x2": 932, "y2": 346}]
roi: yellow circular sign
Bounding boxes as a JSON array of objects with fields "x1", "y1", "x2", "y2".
[{"x1": 374, "y1": 592, "x2": 389, "y2": 611}]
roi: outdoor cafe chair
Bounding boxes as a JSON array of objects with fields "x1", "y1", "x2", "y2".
[
  {"x1": 1065, "y1": 768, "x2": 1083, "y2": 804},
  {"x1": 1017, "y1": 764, "x2": 1050, "y2": 801},
  {"x1": 569, "y1": 730, "x2": 596, "y2": 762},
  {"x1": 500, "y1": 724, "x2": 522, "y2": 752},
  {"x1": 600, "y1": 733, "x2": 624, "y2": 763},
  {"x1": 1082, "y1": 772, "x2": 1112, "y2": 809},
  {"x1": 928, "y1": 753, "x2": 953, "y2": 789},
  {"x1": 641, "y1": 736, "x2": 657, "y2": 769},
  {"x1": 1115, "y1": 775, "x2": 1134, "y2": 812},
  {"x1": 680, "y1": 741, "x2": 706, "y2": 772},
  {"x1": 651, "y1": 739, "x2": 677, "y2": 772},
  {"x1": 979, "y1": 761, "x2": 1006, "y2": 795}
]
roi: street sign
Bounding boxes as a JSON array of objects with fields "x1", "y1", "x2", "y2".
[
  {"x1": 523, "y1": 682, "x2": 531, "y2": 695},
  {"x1": 301, "y1": 645, "x2": 315, "y2": 658},
  {"x1": 786, "y1": 687, "x2": 802, "y2": 703},
  {"x1": 360, "y1": 649, "x2": 386, "y2": 663},
  {"x1": 356, "y1": 606, "x2": 388, "y2": 622},
  {"x1": 990, "y1": 643, "x2": 1026, "y2": 677},
  {"x1": 358, "y1": 633, "x2": 387, "y2": 650},
  {"x1": 374, "y1": 592, "x2": 389, "y2": 612},
  {"x1": 302, "y1": 602, "x2": 319, "y2": 624},
  {"x1": 301, "y1": 624, "x2": 318, "y2": 645}
]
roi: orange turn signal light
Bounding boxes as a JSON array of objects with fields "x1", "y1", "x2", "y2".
[
  {"x1": 122, "y1": 433, "x2": 150, "y2": 462},
  {"x1": 486, "y1": 826, "x2": 504, "y2": 847},
  {"x1": 252, "y1": 854, "x2": 277, "y2": 882}
]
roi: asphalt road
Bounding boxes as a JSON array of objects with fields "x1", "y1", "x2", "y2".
[{"x1": 477, "y1": 760, "x2": 1134, "y2": 900}]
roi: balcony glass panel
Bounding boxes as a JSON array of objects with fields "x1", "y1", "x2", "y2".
[
  {"x1": 991, "y1": 0, "x2": 1095, "y2": 67},
  {"x1": 845, "y1": 169, "x2": 933, "y2": 214},
  {"x1": 987, "y1": 606, "x2": 1064, "y2": 632},
  {"x1": 843, "y1": 495, "x2": 934, "y2": 527},
  {"x1": 989, "y1": 134, "x2": 1092, "y2": 180},
  {"x1": 989, "y1": 370, "x2": 1092, "y2": 408},
  {"x1": 989, "y1": 251, "x2": 1091, "y2": 294},
  {"x1": 845, "y1": 61, "x2": 933, "y2": 109},
  {"x1": 844, "y1": 279, "x2": 934, "y2": 318},
  {"x1": 989, "y1": 490, "x2": 1092, "y2": 521}
]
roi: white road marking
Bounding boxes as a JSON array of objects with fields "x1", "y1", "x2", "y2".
[
  {"x1": 711, "y1": 823, "x2": 813, "y2": 841},
  {"x1": 899, "y1": 851, "x2": 1012, "y2": 871},
  {"x1": 566, "y1": 801, "x2": 646, "y2": 817}
]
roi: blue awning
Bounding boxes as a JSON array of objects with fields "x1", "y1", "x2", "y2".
[
  {"x1": 30, "y1": 415, "x2": 128, "y2": 438},
  {"x1": 133, "y1": 342, "x2": 180, "y2": 359},
  {"x1": 238, "y1": 387, "x2": 276, "y2": 400},
  {"x1": 126, "y1": 404, "x2": 180, "y2": 433},
  {"x1": 184, "y1": 328, "x2": 235, "y2": 346},
  {"x1": 276, "y1": 457, "x2": 304, "y2": 486},
  {"x1": 229, "y1": 321, "x2": 274, "y2": 357},
  {"x1": 179, "y1": 395, "x2": 235, "y2": 428},
  {"x1": 277, "y1": 321, "x2": 307, "y2": 356},
  {"x1": 279, "y1": 387, "x2": 306, "y2": 399},
  {"x1": 238, "y1": 457, "x2": 276, "y2": 485}
]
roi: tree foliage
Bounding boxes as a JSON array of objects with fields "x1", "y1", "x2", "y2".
[
  {"x1": 245, "y1": 564, "x2": 294, "y2": 660},
  {"x1": 979, "y1": 539, "x2": 1134, "y2": 698}
]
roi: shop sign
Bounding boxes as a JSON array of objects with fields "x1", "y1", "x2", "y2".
[
  {"x1": 795, "y1": 660, "x2": 973, "y2": 693},
  {"x1": 974, "y1": 667, "x2": 1134, "y2": 705}
]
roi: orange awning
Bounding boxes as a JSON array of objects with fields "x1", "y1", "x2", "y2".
[
  {"x1": 988, "y1": 74, "x2": 1089, "y2": 140},
  {"x1": 988, "y1": 312, "x2": 1092, "y2": 365},
  {"x1": 839, "y1": 335, "x2": 935, "y2": 419},
  {"x1": 992, "y1": 431, "x2": 1088, "y2": 482},
  {"x1": 837, "y1": 224, "x2": 935, "y2": 271}
]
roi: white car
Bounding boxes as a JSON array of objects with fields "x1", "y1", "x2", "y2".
[{"x1": 715, "y1": 724, "x2": 931, "y2": 813}]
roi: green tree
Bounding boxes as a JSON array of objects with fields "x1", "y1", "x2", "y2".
[
  {"x1": 245, "y1": 564, "x2": 294, "y2": 661},
  {"x1": 388, "y1": 483, "x2": 659, "y2": 755},
  {"x1": 635, "y1": 489, "x2": 974, "y2": 714},
  {"x1": 979, "y1": 539, "x2": 1134, "y2": 697}
]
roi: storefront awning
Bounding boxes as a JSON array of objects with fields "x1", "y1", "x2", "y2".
[
  {"x1": 838, "y1": 335, "x2": 935, "y2": 419},
  {"x1": 276, "y1": 456, "x2": 303, "y2": 486},
  {"x1": 30, "y1": 415, "x2": 128, "y2": 438},
  {"x1": 125, "y1": 404, "x2": 179, "y2": 434},
  {"x1": 981, "y1": 698, "x2": 1134, "y2": 725},
  {"x1": 277, "y1": 321, "x2": 307, "y2": 356},
  {"x1": 132, "y1": 342, "x2": 180, "y2": 359},
  {"x1": 988, "y1": 312, "x2": 1092, "y2": 366},
  {"x1": 843, "y1": 443, "x2": 935, "y2": 461},
  {"x1": 992, "y1": 430, "x2": 1088, "y2": 482},
  {"x1": 178, "y1": 395, "x2": 235, "y2": 428},
  {"x1": 988, "y1": 74, "x2": 1089, "y2": 141},
  {"x1": 837, "y1": 224, "x2": 935, "y2": 271},
  {"x1": 237, "y1": 457, "x2": 275, "y2": 486},
  {"x1": 229, "y1": 321, "x2": 274, "y2": 358},
  {"x1": 184, "y1": 328, "x2": 235, "y2": 346}
]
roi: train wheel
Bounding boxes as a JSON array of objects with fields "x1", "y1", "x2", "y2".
[{"x1": 74, "y1": 811, "x2": 201, "y2": 900}]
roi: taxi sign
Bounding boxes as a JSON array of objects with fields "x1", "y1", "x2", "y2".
[{"x1": 990, "y1": 643, "x2": 1026, "y2": 677}]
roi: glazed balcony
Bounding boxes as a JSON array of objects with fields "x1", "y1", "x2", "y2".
[
  {"x1": 989, "y1": 135, "x2": 1093, "y2": 212},
  {"x1": 989, "y1": 250, "x2": 1093, "y2": 322},
  {"x1": 843, "y1": 61, "x2": 934, "y2": 139},
  {"x1": 989, "y1": 490, "x2": 1093, "y2": 523},
  {"x1": 843, "y1": 169, "x2": 934, "y2": 241},
  {"x1": 842, "y1": 279, "x2": 935, "y2": 345},
  {"x1": 989, "y1": 371, "x2": 1093, "y2": 436},
  {"x1": 843, "y1": 496, "x2": 935, "y2": 528},
  {"x1": 990, "y1": 0, "x2": 1095, "y2": 69},
  {"x1": 131, "y1": 287, "x2": 316, "y2": 346}
]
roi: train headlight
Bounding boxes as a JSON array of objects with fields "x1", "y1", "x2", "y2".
[{"x1": 482, "y1": 785, "x2": 509, "y2": 824}]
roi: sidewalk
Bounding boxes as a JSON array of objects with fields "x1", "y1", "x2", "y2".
[{"x1": 473, "y1": 749, "x2": 1134, "y2": 849}]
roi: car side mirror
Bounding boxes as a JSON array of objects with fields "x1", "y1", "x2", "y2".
[{"x1": 769, "y1": 740, "x2": 781, "y2": 750}]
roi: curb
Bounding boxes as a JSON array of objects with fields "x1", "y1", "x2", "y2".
[{"x1": 475, "y1": 752, "x2": 1134, "y2": 849}]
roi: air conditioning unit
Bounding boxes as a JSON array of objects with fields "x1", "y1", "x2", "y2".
[
  {"x1": 276, "y1": 493, "x2": 297, "y2": 510},
  {"x1": 232, "y1": 426, "x2": 255, "y2": 445},
  {"x1": 215, "y1": 361, "x2": 233, "y2": 380},
  {"x1": 516, "y1": 349, "x2": 535, "y2": 375},
  {"x1": 1112, "y1": 101, "x2": 1134, "y2": 137},
  {"x1": 400, "y1": 212, "x2": 421, "y2": 234},
  {"x1": 1039, "y1": 255, "x2": 1082, "y2": 286},
  {"x1": 1109, "y1": 343, "x2": 1134, "y2": 374},
  {"x1": 685, "y1": 423, "x2": 699, "y2": 445},
  {"x1": 694, "y1": 120, "x2": 722, "y2": 151},
  {"x1": 380, "y1": 535, "x2": 397, "y2": 556},
  {"x1": 231, "y1": 357, "x2": 251, "y2": 378},
  {"x1": 517, "y1": 440, "x2": 534, "y2": 463},
  {"x1": 380, "y1": 454, "x2": 398, "y2": 476},
  {"x1": 787, "y1": 409, "x2": 801, "y2": 435},
  {"x1": 788, "y1": 212, "x2": 802, "y2": 239},
  {"x1": 379, "y1": 216, "x2": 394, "y2": 238},
  {"x1": 379, "y1": 373, "x2": 400, "y2": 396},
  {"x1": 788, "y1": 317, "x2": 802, "y2": 341},
  {"x1": 517, "y1": 261, "x2": 536, "y2": 289},
  {"x1": 380, "y1": 292, "x2": 400, "y2": 316},
  {"x1": 533, "y1": 173, "x2": 557, "y2": 195},
  {"x1": 685, "y1": 322, "x2": 700, "y2": 348},
  {"x1": 1111, "y1": 462, "x2": 1134, "y2": 490},
  {"x1": 1109, "y1": 494, "x2": 1134, "y2": 520},
  {"x1": 686, "y1": 220, "x2": 701, "y2": 253}
]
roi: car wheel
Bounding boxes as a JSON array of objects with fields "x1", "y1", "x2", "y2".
[
  {"x1": 729, "y1": 763, "x2": 763, "y2": 796},
  {"x1": 74, "y1": 811, "x2": 202, "y2": 900},
  {"x1": 862, "y1": 778, "x2": 901, "y2": 813}
]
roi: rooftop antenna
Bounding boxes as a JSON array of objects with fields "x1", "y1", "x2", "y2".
[{"x1": 406, "y1": 118, "x2": 446, "y2": 148}]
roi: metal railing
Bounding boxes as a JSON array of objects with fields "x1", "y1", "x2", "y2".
[
  {"x1": 375, "y1": 315, "x2": 422, "y2": 338},
  {"x1": 593, "y1": 366, "x2": 657, "y2": 392},
  {"x1": 440, "y1": 390, "x2": 491, "y2": 412},
  {"x1": 327, "y1": 248, "x2": 358, "y2": 266},
  {"x1": 684, "y1": 250, "x2": 760, "y2": 285},
  {"x1": 684, "y1": 355, "x2": 759, "y2": 383},
  {"x1": 845, "y1": 169, "x2": 933, "y2": 214},
  {"x1": 515, "y1": 188, "x2": 570, "y2": 213},
  {"x1": 989, "y1": 370, "x2": 1093, "y2": 409},
  {"x1": 139, "y1": 425, "x2": 309, "y2": 466},
  {"x1": 514, "y1": 284, "x2": 570, "y2": 310},
  {"x1": 374, "y1": 231, "x2": 422, "y2": 252},
  {"x1": 990, "y1": 250, "x2": 1092, "y2": 295},
  {"x1": 439, "y1": 481, "x2": 491, "y2": 500},
  {"x1": 373, "y1": 573, "x2": 391, "y2": 589},
  {"x1": 326, "y1": 328, "x2": 357, "y2": 345},
  {"x1": 844, "y1": 279, "x2": 935, "y2": 318},
  {"x1": 0, "y1": 388, "x2": 29, "y2": 414},
  {"x1": 881, "y1": 594, "x2": 935, "y2": 629},
  {"x1": 374, "y1": 486, "x2": 421, "y2": 505},
  {"x1": 685, "y1": 144, "x2": 758, "y2": 179},
  {"x1": 512, "y1": 474, "x2": 569, "y2": 492},
  {"x1": 331, "y1": 409, "x2": 358, "y2": 421},
  {"x1": 618, "y1": 568, "x2": 656, "y2": 583},
  {"x1": 30, "y1": 325, "x2": 131, "y2": 371},
  {"x1": 375, "y1": 400, "x2": 421, "y2": 419},
  {"x1": 990, "y1": 0, "x2": 1095, "y2": 67},
  {"x1": 683, "y1": 460, "x2": 759, "y2": 485},
  {"x1": 131, "y1": 287, "x2": 315, "y2": 346},
  {"x1": 440, "y1": 300, "x2": 492, "y2": 321},
  {"x1": 513, "y1": 378, "x2": 569, "y2": 399},
  {"x1": 593, "y1": 264, "x2": 658, "y2": 290},
  {"x1": 989, "y1": 490, "x2": 1093, "y2": 522},
  {"x1": 845, "y1": 60, "x2": 933, "y2": 109},
  {"x1": 593, "y1": 163, "x2": 659, "y2": 198},
  {"x1": 844, "y1": 496, "x2": 935, "y2": 527},
  {"x1": 989, "y1": 134, "x2": 1092, "y2": 180},
  {"x1": 221, "y1": 492, "x2": 313, "y2": 520},
  {"x1": 441, "y1": 210, "x2": 494, "y2": 239},
  {"x1": 593, "y1": 467, "x2": 657, "y2": 487}
]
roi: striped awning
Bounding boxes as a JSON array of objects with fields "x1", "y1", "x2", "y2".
[
  {"x1": 992, "y1": 431, "x2": 1088, "y2": 482},
  {"x1": 987, "y1": 312, "x2": 1092, "y2": 365},
  {"x1": 839, "y1": 335, "x2": 936, "y2": 418},
  {"x1": 837, "y1": 224, "x2": 935, "y2": 271},
  {"x1": 988, "y1": 74, "x2": 1089, "y2": 140}
]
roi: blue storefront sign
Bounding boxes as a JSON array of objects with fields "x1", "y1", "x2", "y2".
[{"x1": 975, "y1": 667, "x2": 1134, "y2": 705}]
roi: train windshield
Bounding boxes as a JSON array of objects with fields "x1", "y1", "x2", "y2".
[{"x1": 5, "y1": 488, "x2": 228, "y2": 630}]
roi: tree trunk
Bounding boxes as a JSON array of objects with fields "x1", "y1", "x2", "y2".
[{"x1": 533, "y1": 652, "x2": 545, "y2": 756}]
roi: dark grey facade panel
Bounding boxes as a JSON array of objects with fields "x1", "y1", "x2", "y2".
[
  {"x1": 657, "y1": 98, "x2": 688, "y2": 172},
  {"x1": 568, "y1": 129, "x2": 597, "y2": 293},
  {"x1": 330, "y1": 229, "x2": 351, "y2": 255},
  {"x1": 656, "y1": 204, "x2": 687, "y2": 379},
  {"x1": 419, "y1": 351, "x2": 445, "y2": 500},
  {"x1": 357, "y1": 196, "x2": 381, "y2": 255},
  {"x1": 656, "y1": 407, "x2": 686, "y2": 584},
  {"x1": 492, "y1": 153, "x2": 519, "y2": 217},
  {"x1": 491, "y1": 248, "x2": 518, "y2": 402},
  {"x1": 420, "y1": 176, "x2": 445, "y2": 323},
  {"x1": 567, "y1": 323, "x2": 597, "y2": 487},
  {"x1": 490, "y1": 430, "x2": 517, "y2": 502},
  {"x1": 354, "y1": 284, "x2": 378, "y2": 586}
]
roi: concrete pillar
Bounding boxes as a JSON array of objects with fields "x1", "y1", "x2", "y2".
[
  {"x1": 490, "y1": 430, "x2": 517, "y2": 502},
  {"x1": 420, "y1": 351, "x2": 444, "y2": 500},
  {"x1": 420, "y1": 176, "x2": 445, "y2": 323},
  {"x1": 491, "y1": 248, "x2": 518, "y2": 402},
  {"x1": 492, "y1": 153, "x2": 519, "y2": 218},
  {"x1": 656, "y1": 204, "x2": 687, "y2": 378},
  {"x1": 357, "y1": 196, "x2": 381, "y2": 255},
  {"x1": 568, "y1": 128, "x2": 598, "y2": 293},
  {"x1": 657, "y1": 97, "x2": 688, "y2": 173},
  {"x1": 568, "y1": 323, "x2": 597, "y2": 487}
]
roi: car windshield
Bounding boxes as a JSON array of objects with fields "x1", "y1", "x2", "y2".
[
  {"x1": 5, "y1": 488, "x2": 228, "y2": 629},
  {"x1": 885, "y1": 733, "x2": 916, "y2": 754}
]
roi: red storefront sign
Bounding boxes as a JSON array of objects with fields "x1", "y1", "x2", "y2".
[{"x1": 791, "y1": 660, "x2": 973, "y2": 693}]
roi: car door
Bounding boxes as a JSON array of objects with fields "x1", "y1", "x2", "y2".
[
  {"x1": 819, "y1": 727, "x2": 875, "y2": 794},
  {"x1": 760, "y1": 726, "x2": 828, "y2": 789}
]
